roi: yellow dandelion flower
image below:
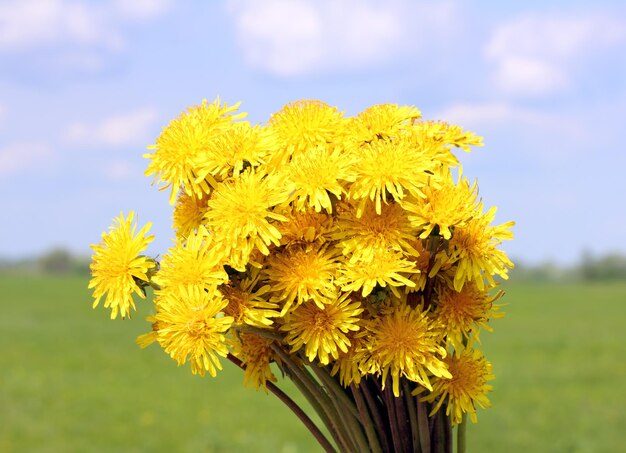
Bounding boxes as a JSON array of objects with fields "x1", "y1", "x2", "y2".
[
  {"x1": 332, "y1": 201, "x2": 419, "y2": 257},
  {"x1": 172, "y1": 190, "x2": 209, "y2": 239},
  {"x1": 406, "y1": 239, "x2": 432, "y2": 292},
  {"x1": 404, "y1": 122, "x2": 460, "y2": 169},
  {"x1": 246, "y1": 247, "x2": 270, "y2": 270},
  {"x1": 448, "y1": 206, "x2": 514, "y2": 291},
  {"x1": 267, "y1": 100, "x2": 346, "y2": 164},
  {"x1": 330, "y1": 329, "x2": 369, "y2": 387},
  {"x1": 276, "y1": 207, "x2": 334, "y2": 246},
  {"x1": 420, "y1": 347, "x2": 494, "y2": 424},
  {"x1": 204, "y1": 169, "x2": 290, "y2": 269},
  {"x1": 402, "y1": 170, "x2": 479, "y2": 240},
  {"x1": 221, "y1": 276, "x2": 278, "y2": 328},
  {"x1": 89, "y1": 211, "x2": 155, "y2": 319},
  {"x1": 281, "y1": 294, "x2": 363, "y2": 365},
  {"x1": 349, "y1": 103, "x2": 421, "y2": 143},
  {"x1": 264, "y1": 244, "x2": 339, "y2": 316},
  {"x1": 144, "y1": 98, "x2": 246, "y2": 204},
  {"x1": 230, "y1": 332, "x2": 277, "y2": 391},
  {"x1": 152, "y1": 226, "x2": 228, "y2": 292},
  {"x1": 193, "y1": 121, "x2": 275, "y2": 181},
  {"x1": 364, "y1": 303, "x2": 451, "y2": 396},
  {"x1": 420, "y1": 121, "x2": 484, "y2": 152},
  {"x1": 136, "y1": 315, "x2": 161, "y2": 348},
  {"x1": 336, "y1": 247, "x2": 417, "y2": 298},
  {"x1": 349, "y1": 136, "x2": 435, "y2": 216},
  {"x1": 434, "y1": 283, "x2": 504, "y2": 350},
  {"x1": 283, "y1": 145, "x2": 355, "y2": 213},
  {"x1": 155, "y1": 285, "x2": 233, "y2": 377}
]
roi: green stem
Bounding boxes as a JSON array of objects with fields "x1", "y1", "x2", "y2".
[
  {"x1": 351, "y1": 384, "x2": 383, "y2": 453},
  {"x1": 432, "y1": 409, "x2": 448, "y2": 453},
  {"x1": 148, "y1": 280, "x2": 161, "y2": 291},
  {"x1": 393, "y1": 384, "x2": 411, "y2": 453},
  {"x1": 331, "y1": 388, "x2": 364, "y2": 453},
  {"x1": 298, "y1": 366, "x2": 355, "y2": 453},
  {"x1": 226, "y1": 354, "x2": 336, "y2": 453},
  {"x1": 270, "y1": 347, "x2": 337, "y2": 444},
  {"x1": 235, "y1": 324, "x2": 284, "y2": 342},
  {"x1": 362, "y1": 379, "x2": 392, "y2": 452},
  {"x1": 309, "y1": 365, "x2": 370, "y2": 453},
  {"x1": 444, "y1": 413, "x2": 452, "y2": 453},
  {"x1": 309, "y1": 364, "x2": 361, "y2": 421},
  {"x1": 402, "y1": 379, "x2": 420, "y2": 453},
  {"x1": 457, "y1": 413, "x2": 467, "y2": 453},
  {"x1": 416, "y1": 399, "x2": 431, "y2": 453},
  {"x1": 284, "y1": 363, "x2": 344, "y2": 451},
  {"x1": 382, "y1": 377, "x2": 404, "y2": 453},
  {"x1": 271, "y1": 345, "x2": 352, "y2": 453}
]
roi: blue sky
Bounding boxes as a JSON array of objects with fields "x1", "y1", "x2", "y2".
[{"x1": 1, "y1": 0, "x2": 625, "y2": 265}]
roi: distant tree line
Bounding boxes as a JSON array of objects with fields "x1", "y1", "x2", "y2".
[
  {"x1": 578, "y1": 251, "x2": 626, "y2": 281},
  {"x1": 511, "y1": 251, "x2": 626, "y2": 282},
  {"x1": 0, "y1": 248, "x2": 90, "y2": 276}
]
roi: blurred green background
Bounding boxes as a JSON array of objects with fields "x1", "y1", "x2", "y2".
[{"x1": 1, "y1": 255, "x2": 625, "y2": 452}]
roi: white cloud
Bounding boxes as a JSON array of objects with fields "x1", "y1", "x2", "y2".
[
  {"x1": 65, "y1": 107, "x2": 160, "y2": 147},
  {"x1": 226, "y1": 0, "x2": 458, "y2": 76},
  {"x1": 230, "y1": 1, "x2": 322, "y2": 76},
  {"x1": 111, "y1": 0, "x2": 171, "y2": 20},
  {"x1": 485, "y1": 11, "x2": 626, "y2": 97},
  {"x1": 492, "y1": 56, "x2": 569, "y2": 96},
  {"x1": 437, "y1": 102, "x2": 553, "y2": 129},
  {"x1": 0, "y1": 0, "x2": 170, "y2": 72},
  {"x1": 0, "y1": 0, "x2": 122, "y2": 51},
  {"x1": 435, "y1": 101, "x2": 590, "y2": 161},
  {"x1": 436, "y1": 97, "x2": 626, "y2": 171},
  {"x1": 0, "y1": 142, "x2": 55, "y2": 176}
]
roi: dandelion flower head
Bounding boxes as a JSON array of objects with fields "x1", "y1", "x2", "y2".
[
  {"x1": 230, "y1": 332, "x2": 277, "y2": 391},
  {"x1": 265, "y1": 244, "x2": 339, "y2": 316},
  {"x1": 89, "y1": 211, "x2": 155, "y2": 319},
  {"x1": 447, "y1": 206, "x2": 514, "y2": 291},
  {"x1": 155, "y1": 285, "x2": 233, "y2": 377},
  {"x1": 267, "y1": 100, "x2": 347, "y2": 165},
  {"x1": 204, "y1": 168, "x2": 290, "y2": 269},
  {"x1": 152, "y1": 226, "x2": 228, "y2": 292},
  {"x1": 282, "y1": 294, "x2": 363, "y2": 365},
  {"x1": 364, "y1": 303, "x2": 451, "y2": 396},
  {"x1": 403, "y1": 170, "x2": 479, "y2": 240},
  {"x1": 145, "y1": 98, "x2": 246, "y2": 204},
  {"x1": 420, "y1": 347, "x2": 494, "y2": 424},
  {"x1": 172, "y1": 190, "x2": 209, "y2": 239},
  {"x1": 349, "y1": 103, "x2": 421, "y2": 143},
  {"x1": 434, "y1": 283, "x2": 504, "y2": 349}
]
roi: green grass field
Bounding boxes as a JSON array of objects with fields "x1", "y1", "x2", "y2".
[{"x1": 1, "y1": 275, "x2": 625, "y2": 452}]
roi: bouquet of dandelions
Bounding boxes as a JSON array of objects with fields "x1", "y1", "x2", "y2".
[{"x1": 89, "y1": 98, "x2": 514, "y2": 453}]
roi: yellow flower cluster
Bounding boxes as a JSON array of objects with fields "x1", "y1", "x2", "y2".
[{"x1": 89, "y1": 98, "x2": 514, "y2": 425}]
